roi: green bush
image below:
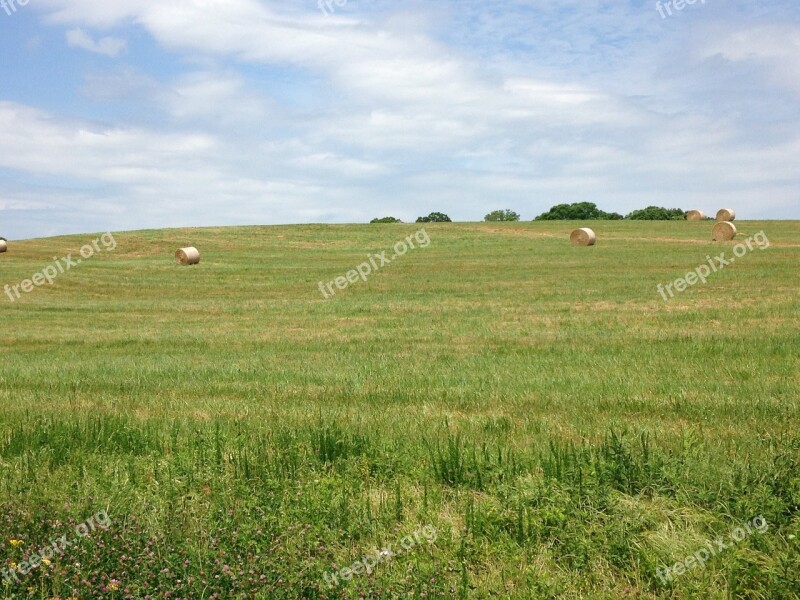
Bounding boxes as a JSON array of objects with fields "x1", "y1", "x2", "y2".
[
  {"x1": 484, "y1": 209, "x2": 521, "y2": 222},
  {"x1": 625, "y1": 206, "x2": 686, "y2": 220},
  {"x1": 417, "y1": 212, "x2": 452, "y2": 223},
  {"x1": 534, "y1": 202, "x2": 623, "y2": 221},
  {"x1": 370, "y1": 217, "x2": 402, "y2": 223}
]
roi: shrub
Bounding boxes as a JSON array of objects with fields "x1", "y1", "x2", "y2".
[
  {"x1": 534, "y1": 202, "x2": 623, "y2": 221},
  {"x1": 484, "y1": 209, "x2": 521, "y2": 222},
  {"x1": 625, "y1": 206, "x2": 686, "y2": 220},
  {"x1": 370, "y1": 217, "x2": 402, "y2": 223},
  {"x1": 416, "y1": 212, "x2": 452, "y2": 223}
]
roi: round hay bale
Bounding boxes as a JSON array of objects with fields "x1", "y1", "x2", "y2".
[
  {"x1": 570, "y1": 227, "x2": 596, "y2": 247},
  {"x1": 175, "y1": 247, "x2": 200, "y2": 265},
  {"x1": 686, "y1": 210, "x2": 706, "y2": 221},
  {"x1": 712, "y1": 222, "x2": 737, "y2": 242},
  {"x1": 0, "y1": 240, "x2": 6, "y2": 253},
  {"x1": 716, "y1": 208, "x2": 736, "y2": 222}
]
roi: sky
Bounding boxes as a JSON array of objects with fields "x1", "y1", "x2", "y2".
[{"x1": 0, "y1": 0, "x2": 799, "y2": 239}]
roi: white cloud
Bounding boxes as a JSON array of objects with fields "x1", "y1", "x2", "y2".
[
  {"x1": 0, "y1": 102, "x2": 215, "y2": 181},
  {"x1": 66, "y1": 28, "x2": 127, "y2": 57},
  {"x1": 701, "y1": 25, "x2": 800, "y2": 96},
  {"x1": 0, "y1": 199, "x2": 56, "y2": 211},
  {"x1": 0, "y1": 0, "x2": 796, "y2": 239}
]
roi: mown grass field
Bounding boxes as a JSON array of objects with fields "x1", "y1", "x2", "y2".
[{"x1": 0, "y1": 220, "x2": 798, "y2": 599}]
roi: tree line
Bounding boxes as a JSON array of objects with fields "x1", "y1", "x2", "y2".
[{"x1": 370, "y1": 204, "x2": 688, "y2": 223}]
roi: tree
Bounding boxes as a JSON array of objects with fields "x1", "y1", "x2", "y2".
[
  {"x1": 370, "y1": 217, "x2": 402, "y2": 223},
  {"x1": 625, "y1": 206, "x2": 686, "y2": 221},
  {"x1": 484, "y1": 209, "x2": 521, "y2": 222},
  {"x1": 416, "y1": 212, "x2": 452, "y2": 223},
  {"x1": 534, "y1": 202, "x2": 623, "y2": 221}
]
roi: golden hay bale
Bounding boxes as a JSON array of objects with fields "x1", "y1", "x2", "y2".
[
  {"x1": 712, "y1": 222, "x2": 737, "y2": 242},
  {"x1": 0, "y1": 240, "x2": 6, "y2": 253},
  {"x1": 716, "y1": 208, "x2": 736, "y2": 222},
  {"x1": 175, "y1": 247, "x2": 200, "y2": 265},
  {"x1": 570, "y1": 227, "x2": 597, "y2": 247},
  {"x1": 686, "y1": 210, "x2": 706, "y2": 221}
]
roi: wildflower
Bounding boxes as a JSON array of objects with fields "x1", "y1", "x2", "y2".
[
  {"x1": 42, "y1": 558, "x2": 52, "y2": 566},
  {"x1": 108, "y1": 579, "x2": 121, "y2": 591},
  {"x1": 9, "y1": 539, "x2": 23, "y2": 547}
]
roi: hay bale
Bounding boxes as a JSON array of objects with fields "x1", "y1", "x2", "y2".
[
  {"x1": 712, "y1": 222, "x2": 737, "y2": 242},
  {"x1": 175, "y1": 247, "x2": 200, "y2": 265},
  {"x1": 570, "y1": 228, "x2": 596, "y2": 247},
  {"x1": 716, "y1": 208, "x2": 736, "y2": 222},
  {"x1": 0, "y1": 240, "x2": 6, "y2": 253},
  {"x1": 686, "y1": 210, "x2": 705, "y2": 221}
]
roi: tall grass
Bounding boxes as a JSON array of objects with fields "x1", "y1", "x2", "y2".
[{"x1": 0, "y1": 221, "x2": 798, "y2": 598}]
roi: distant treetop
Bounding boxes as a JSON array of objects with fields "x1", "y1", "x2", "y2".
[
  {"x1": 484, "y1": 209, "x2": 521, "y2": 222},
  {"x1": 370, "y1": 217, "x2": 403, "y2": 223},
  {"x1": 534, "y1": 202, "x2": 623, "y2": 221},
  {"x1": 625, "y1": 206, "x2": 686, "y2": 220},
  {"x1": 416, "y1": 212, "x2": 452, "y2": 223},
  {"x1": 534, "y1": 202, "x2": 686, "y2": 221}
]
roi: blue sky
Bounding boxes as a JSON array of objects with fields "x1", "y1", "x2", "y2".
[{"x1": 1, "y1": 0, "x2": 799, "y2": 239}]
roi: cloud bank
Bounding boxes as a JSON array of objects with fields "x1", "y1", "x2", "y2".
[{"x1": 0, "y1": 0, "x2": 798, "y2": 238}]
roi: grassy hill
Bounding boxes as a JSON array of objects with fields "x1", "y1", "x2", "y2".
[{"x1": 0, "y1": 221, "x2": 798, "y2": 598}]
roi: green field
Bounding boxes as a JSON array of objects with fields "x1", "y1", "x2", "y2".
[{"x1": 0, "y1": 221, "x2": 798, "y2": 599}]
